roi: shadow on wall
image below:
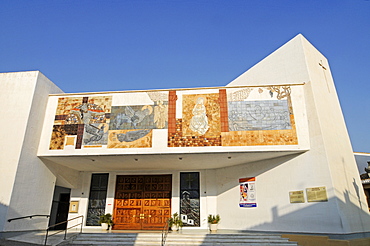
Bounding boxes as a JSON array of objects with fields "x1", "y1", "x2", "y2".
[
  {"x1": 214, "y1": 153, "x2": 370, "y2": 234},
  {"x1": 3, "y1": 204, "x2": 50, "y2": 233},
  {"x1": 0, "y1": 202, "x2": 29, "y2": 240},
  {"x1": 0, "y1": 202, "x2": 10, "y2": 235},
  {"x1": 216, "y1": 153, "x2": 302, "y2": 196},
  {"x1": 246, "y1": 190, "x2": 370, "y2": 238}
]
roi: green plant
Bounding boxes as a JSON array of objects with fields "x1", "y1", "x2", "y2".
[
  {"x1": 168, "y1": 212, "x2": 183, "y2": 228},
  {"x1": 208, "y1": 214, "x2": 220, "y2": 224},
  {"x1": 98, "y1": 213, "x2": 113, "y2": 226}
]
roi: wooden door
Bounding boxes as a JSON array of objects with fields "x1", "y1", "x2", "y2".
[{"x1": 113, "y1": 175, "x2": 172, "y2": 230}]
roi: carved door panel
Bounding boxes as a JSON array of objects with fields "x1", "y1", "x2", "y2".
[
  {"x1": 141, "y1": 175, "x2": 172, "y2": 230},
  {"x1": 113, "y1": 175, "x2": 171, "y2": 230}
]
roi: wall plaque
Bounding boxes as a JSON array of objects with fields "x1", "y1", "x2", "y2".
[
  {"x1": 306, "y1": 186, "x2": 328, "y2": 202},
  {"x1": 289, "y1": 190, "x2": 305, "y2": 203},
  {"x1": 69, "y1": 201, "x2": 79, "y2": 213}
]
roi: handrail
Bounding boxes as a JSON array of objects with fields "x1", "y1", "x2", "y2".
[
  {"x1": 161, "y1": 218, "x2": 170, "y2": 246},
  {"x1": 8, "y1": 214, "x2": 50, "y2": 222},
  {"x1": 44, "y1": 215, "x2": 83, "y2": 246}
]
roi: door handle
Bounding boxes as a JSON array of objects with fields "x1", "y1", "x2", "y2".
[{"x1": 138, "y1": 214, "x2": 151, "y2": 219}]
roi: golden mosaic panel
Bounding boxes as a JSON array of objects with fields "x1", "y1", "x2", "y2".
[
  {"x1": 49, "y1": 125, "x2": 66, "y2": 150},
  {"x1": 108, "y1": 129, "x2": 152, "y2": 148},
  {"x1": 182, "y1": 93, "x2": 220, "y2": 137},
  {"x1": 54, "y1": 98, "x2": 83, "y2": 125},
  {"x1": 88, "y1": 96, "x2": 112, "y2": 113},
  {"x1": 221, "y1": 115, "x2": 298, "y2": 146},
  {"x1": 168, "y1": 119, "x2": 221, "y2": 147},
  {"x1": 55, "y1": 97, "x2": 83, "y2": 117}
]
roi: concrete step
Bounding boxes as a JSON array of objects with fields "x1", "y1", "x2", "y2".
[{"x1": 67, "y1": 232, "x2": 299, "y2": 246}]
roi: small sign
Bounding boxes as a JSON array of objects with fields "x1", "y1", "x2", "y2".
[
  {"x1": 306, "y1": 186, "x2": 328, "y2": 202},
  {"x1": 69, "y1": 201, "x2": 79, "y2": 213},
  {"x1": 289, "y1": 190, "x2": 305, "y2": 203},
  {"x1": 181, "y1": 214, "x2": 188, "y2": 223}
]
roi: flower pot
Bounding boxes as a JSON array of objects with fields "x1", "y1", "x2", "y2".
[
  {"x1": 101, "y1": 223, "x2": 109, "y2": 230},
  {"x1": 210, "y1": 223, "x2": 218, "y2": 232},
  {"x1": 171, "y1": 225, "x2": 179, "y2": 231}
]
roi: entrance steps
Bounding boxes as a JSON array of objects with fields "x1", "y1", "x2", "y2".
[{"x1": 66, "y1": 232, "x2": 299, "y2": 245}]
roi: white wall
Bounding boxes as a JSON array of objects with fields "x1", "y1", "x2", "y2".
[
  {"x1": 0, "y1": 72, "x2": 64, "y2": 231},
  {"x1": 222, "y1": 34, "x2": 370, "y2": 233},
  {"x1": 0, "y1": 72, "x2": 39, "y2": 231}
]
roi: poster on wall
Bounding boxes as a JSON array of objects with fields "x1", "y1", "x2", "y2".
[{"x1": 239, "y1": 177, "x2": 257, "y2": 207}]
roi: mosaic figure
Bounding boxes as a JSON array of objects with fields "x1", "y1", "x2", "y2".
[
  {"x1": 83, "y1": 123, "x2": 108, "y2": 145},
  {"x1": 228, "y1": 100, "x2": 291, "y2": 131},
  {"x1": 227, "y1": 88, "x2": 253, "y2": 101},
  {"x1": 189, "y1": 97, "x2": 209, "y2": 135},
  {"x1": 153, "y1": 100, "x2": 168, "y2": 129},
  {"x1": 116, "y1": 129, "x2": 151, "y2": 142},
  {"x1": 66, "y1": 103, "x2": 106, "y2": 125},
  {"x1": 111, "y1": 105, "x2": 153, "y2": 130},
  {"x1": 108, "y1": 129, "x2": 152, "y2": 148}
]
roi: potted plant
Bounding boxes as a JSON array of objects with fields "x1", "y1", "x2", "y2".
[
  {"x1": 208, "y1": 214, "x2": 220, "y2": 232},
  {"x1": 168, "y1": 212, "x2": 183, "y2": 231},
  {"x1": 98, "y1": 213, "x2": 113, "y2": 230}
]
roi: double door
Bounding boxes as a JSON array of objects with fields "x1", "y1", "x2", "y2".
[{"x1": 113, "y1": 175, "x2": 172, "y2": 230}]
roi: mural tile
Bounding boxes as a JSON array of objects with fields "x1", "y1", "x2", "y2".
[
  {"x1": 49, "y1": 125, "x2": 66, "y2": 150},
  {"x1": 83, "y1": 123, "x2": 109, "y2": 146},
  {"x1": 182, "y1": 94, "x2": 221, "y2": 137},
  {"x1": 228, "y1": 100, "x2": 291, "y2": 132},
  {"x1": 108, "y1": 129, "x2": 152, "y2": 148}
]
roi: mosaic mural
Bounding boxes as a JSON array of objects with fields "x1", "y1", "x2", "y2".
[
  {"x1": 228, "y1": 100, "x2": 291, "y2": 131},
  {"x1": 166, "y1": 86, "x2": 297, "y2": 147},
  {"x1": 50, "y1": 96, "x2": 112, "y2": 150},
  {"x1": 221, "y1": 86, "x2": 298, "y2": 146},
  {"x1": 182, "y1": 93, "x2": 221, "y2": 137},
  {"x1": 108, "y1": 129, "x2": 153, "y2": 148},
  {"x1": 109, "y1": 103, "x2": 168, "y2": 130},
  {"x1": 49, "y1": 86, "x2": 298, "y2": 150},
  {"x1": 49, "y1": 92, "x2": 168, "y2": 149}
]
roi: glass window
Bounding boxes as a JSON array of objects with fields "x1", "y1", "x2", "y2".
[
  {"x1": 180, "y1": 172, "x2": 200, "y2": 227},
  {"x1": 86, "y1": 173, "x2": 109, "y2": 226}
]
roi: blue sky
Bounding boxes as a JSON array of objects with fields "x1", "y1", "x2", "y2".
[{"x1": 1, "y1": 0, "x2": 369, "y2": 152}]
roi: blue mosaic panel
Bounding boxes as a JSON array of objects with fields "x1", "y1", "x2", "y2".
[
  {"x1": 228, "y1": 100, "x2": 291, "y2": 131},
  {"x1": 109, "y1": 103, "x2": 168, "y2": 130},
  {"x1": 82, "y1": 123, "x2": 108, "y2": 146}
]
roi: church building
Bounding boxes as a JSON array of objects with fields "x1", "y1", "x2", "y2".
[{"x1": 1, "y1": 34, "x2": 369, "y2": 236}]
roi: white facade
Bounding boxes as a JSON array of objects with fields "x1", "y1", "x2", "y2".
[{"x1": 1, "y1": 34, "x2": 369, "y2": 235}]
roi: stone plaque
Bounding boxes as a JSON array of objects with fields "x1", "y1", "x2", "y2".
[
  {"x1": 289, "y1": 190, "x2": 305, "y2": 203},
  {"x1": 306, "y1": 186, "x2": 328, "y2": 202}
]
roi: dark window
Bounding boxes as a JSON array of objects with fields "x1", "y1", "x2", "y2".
[
  {"x1": 86, "y1": 173, "x2": 109, "y2": 226},
  {"x1": 180, "y1": 172, "x2": 200, "y2": 227}
]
